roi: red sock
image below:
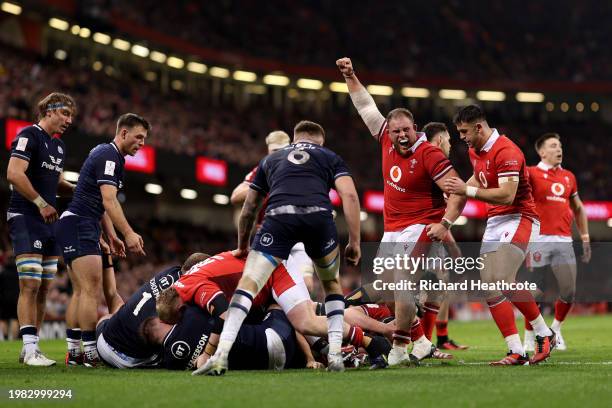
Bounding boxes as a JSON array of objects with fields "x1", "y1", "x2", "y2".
[
  {"x1": 524, "y1": 317, "x2": 533, "y2": 331},
  {"x1": 487, "y1": 296, "x2": 518, "y2": 338},
  {"x1": 554, "y1": 300, "x2": 573, "y2": 322},
  {"x1": 392, "y1": 329, "x2": 411, "y2": 345},
  {"x1": 409, "y1": 318, "x2": 425, "y2": 341},
  {"x1": 503, "y1": 290, "x2": 541, "y2": 322},
  {"x1": 348, "y1": 326, "x2": 364, "y2": 347},
  {"x1": 422, "y1": 302, "x2": 439, "y2": 340},
  {"x1": 435, "y1": 320, "x2": 448, "y2": 337}
]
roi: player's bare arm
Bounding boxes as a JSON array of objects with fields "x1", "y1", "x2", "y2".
[
  {"x1": 427, "y1": 170, "x2": 468, "y2": 241},
  {"x1": 7, "y1": 156, "x2": 58, "y2": 223},
  {"x1": 444, "y1": 176, "x2": 518, "y2": 206},
  {"x1": 570, "y1": 194, "x2": 591, "y2": 263},
  {"x1": 230, "y1": 181, "x2": 250, "y2": 205},
  {"x1": 336, "y1": 57, "x2": 385, "y2": 138},
  {"x1": 235, "y1": 188, "x2": 266, "y2": 256},
  {"x1": 57, "y1": 172, "x2": 76, "y2": 196},
  {"x1": 100, "y1": 184, "x2": 145, "y2": 256},
  {"x1": 334, "y1": 175, "x2": 361, "y2": 265}
]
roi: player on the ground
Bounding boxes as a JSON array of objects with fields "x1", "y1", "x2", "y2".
[
  {"x1": 337, "y1": 57, "x2": 466, "y2": 366},
  {"x1": 95, "y1": 253, "x2": 209, "y2": 368},
  {"x1": 231, "y1": 130, "x2": 316, "y2": 293},
  {"x1": 444, "y1": 105, "x2": 556, "y2": 365},
  {"x1": 157, "y1": 250, "x2": 389, "y2": 373},
  {"x1": 6, "y1": 92, "x2": 77, "y2": 366},
  {"x1": 523, "y1": 133, "x2": 590, "y2": 351},
  {"x1": 55, "y1": 113, "x2": 148, "y2": 367},
  {"x1": 421, "y1": 122, "x2": 468, "y2": 350},
  {"x1": 198, "y1": 120, "x2": 364, "y2": 375}
]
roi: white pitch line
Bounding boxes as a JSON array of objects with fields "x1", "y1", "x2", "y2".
[{"x1": 457, "y1": 361, "x2": 612, "y2": 366}]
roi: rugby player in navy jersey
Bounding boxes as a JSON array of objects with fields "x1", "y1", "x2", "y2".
[
  {"x1": 55, "y1": 113, "x2": 149, "y2": 367},
  {"x1": 6, "y1": 92, "x2": 76, "y2": 366},
  {"x1": 200, "y1": 120, "x2": 363, "y2": 375},
  {"x1": 95, "y1": 253, "x2": 209, "y2": 368}
]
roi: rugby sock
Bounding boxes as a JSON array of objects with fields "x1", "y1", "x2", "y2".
[
  {"x1": 553, "y1": 299, "x2": 572, "y2": 328},
  {"x1": 524, "y1": 318, "x2": 533, "y2": 331},
  {"x1": 409, "y1": 318, "x2": 425, "y2": 342},
  {"x1": 218, "y1": 289, "x2": 254, "y2": 355},
  {"x1": 66, "y1": 328, "x2": 81, "y2": 353},
  {"x1": 436, "y1": 320, "x2": 448, "y2": 337},
  {"x1": 487, "y1": 296, "x2": 523, "y2": 354},
  {"x1": 392, "y1": 329, "x2": 411, "y2": 346},
  {"x1": 20, "y1": 326, "x2": 38, "y2": 355},
  {"x1": 503, "y1": 290, "x2": 553, "y2": 337},
  {"x1": 325, "y1": 294, "x2": 345, "y2": 355},
  {"x1": 422, "y1": 302, "x2": 439, "y2": 340},
  {"x1": 82, "y1": 331, "x2": 97, "y2": 354}
]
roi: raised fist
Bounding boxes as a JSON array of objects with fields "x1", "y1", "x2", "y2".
[{"x1": 336, "y1": 57, "x2": 354, "y2": 78}]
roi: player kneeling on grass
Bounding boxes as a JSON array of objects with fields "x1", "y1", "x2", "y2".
[{"x1": 156, "y1": 251, "x2": 390, "y2": 373}]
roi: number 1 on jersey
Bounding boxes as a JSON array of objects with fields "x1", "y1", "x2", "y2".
[{"x1": 133, "y1": 291, "x2": 152, "y2": 316}]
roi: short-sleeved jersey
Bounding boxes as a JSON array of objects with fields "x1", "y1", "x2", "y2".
[
  {"x1": 173, "y1": 251, "x2": 288, "y2": 313},
  {"x1": 161, "y1": 306, "x2": 220, "y2": 370},
  {"x1": 469, "y1": 130, "x2": 538, "y2": 220},
  {"x1": 377, "y1": 123, "x2": 453, "y2": 231},
  {"x1": 250, "y1": 142, "x2": 350, "y2": 211},
  {"x1": 67, "y1": 142, "x2": 125, "y2": 221},
  {"x1": 528, "y1": 163, "x2": 577, "y2": 236},
  {"x1": 101, "y1": 265, "x2": 183, "y2": 359},
  {"x1": 8, "y1": 125, "x2": 66, "y2": 216}
]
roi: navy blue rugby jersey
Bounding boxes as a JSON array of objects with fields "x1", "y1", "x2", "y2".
[
  {"x1": 250, "y1": 142, "x2": 351, "y2": 211},
  {"x1": 8, "y1": 125, "x2": 66, "y2": 216},
  {"x1": 67, "y1": 142, "x2": 124, "y2": 220}
]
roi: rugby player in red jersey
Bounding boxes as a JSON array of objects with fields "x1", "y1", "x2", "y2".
[
  {"x1": 338, "y1": 57, "x2": 466, "y2": 366},
  {"x1": 444, "y1": 105, "x2": 556, "y2": 365},
  {"x1": 523, "y1": 133, "x2": 590, "y2": 351}
]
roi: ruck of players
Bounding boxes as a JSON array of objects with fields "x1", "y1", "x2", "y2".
[{"x1": 5, "y1": 54, "x2": 592, "y2": 373}]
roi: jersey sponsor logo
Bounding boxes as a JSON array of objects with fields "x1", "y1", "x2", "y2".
[
  {"x1": 478, "y1": 171, "x2": 488, "y2": 188},
  {"x1": 551, "y1": 183, "x2": 565, "y2": 196},
  {"x1": 170, "y1": 341, "x2": 191, "y2": 360},
  {"x1": 287, "y1": 150, "x2": 311, "y2": 165},
  {"x1": 390, "y1": 166, "x2": 402, "y2": 183},
  {"x1": 260, "y1": 233, "x2": 274, "y2": 247},
  {"x1": 386, "y1": 179, "x2": 406, "y2": 193},
  {"x1": 49, "y1": 155, "x2": 62, "y2": 165},
  {"x1": 105, "y1": 160, "x2": 116, "y2": 176},
  {"x1": 33, "y1": 240, "x2": 42, "y2": 249},
  {"x1": 41, "y1": 158, "x2": 63, "y2": 173},
  {"x1": 159, "y1": 274, "x2": 175, "y2": 291},
  {"x1": 16, "y1": 137, "x2": 28, "y2": 151}
]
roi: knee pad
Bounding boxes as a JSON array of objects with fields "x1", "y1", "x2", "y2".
[
  {"x1": 244, "y1": 251, "x2": 280, "y2": 292},
  {"x1": 42, "y1": 258, "x2": 58, "y2": 280},
  {"x1": 314, "y1": 254, "x2": 339, "y2": 282},
  {"x1": 16, "y1": 257, "x2": 43, "y2": 280}
]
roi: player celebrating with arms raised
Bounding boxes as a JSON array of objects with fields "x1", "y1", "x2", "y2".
[
  {"x1": 444, "y1": 105, "x2": 556, "y2": 365},
  {"x1": 337, "y1": 57, "x2": 466, "y2": 366},
  {"x1": 524, "y1": 133, "x2": 590, "y2": 351},
  {"x1": 7, "y1": 92, "x2": 76, "y2": 366}
]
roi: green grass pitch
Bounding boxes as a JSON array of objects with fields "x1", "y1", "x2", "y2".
[{"x1": 1, "y1": 315, "x2": 611, "y2": 407}]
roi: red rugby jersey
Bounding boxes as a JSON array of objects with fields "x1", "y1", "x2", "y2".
[
  {"x1": 468, "y1": 130, "x2": 538, "y2": 220},
  {"x1": 528, "y1": 162, "x2": 577, "y2": 236},
  {"x1": 377, "y1": 122, "x2": 453, "y2": 231}
]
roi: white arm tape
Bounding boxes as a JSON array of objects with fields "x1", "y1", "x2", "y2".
[{"x1": 349, "y1": 88, "x2": 385, "y2": 136}]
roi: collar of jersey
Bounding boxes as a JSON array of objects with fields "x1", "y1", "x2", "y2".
[
  {"x1": 33, "y1": 124, "x2": 52, "y2": 139},
  {"x1": 479, "y1": 128, "x2": 500, "y2": 152},
  {"x1": 537, "y1": 161, "x2": 562, "y2": 171},
  {"x1": 408, "y1": 133, "x2": 427, "y2": 154}
]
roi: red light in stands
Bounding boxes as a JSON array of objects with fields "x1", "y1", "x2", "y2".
[
  {"x1": 363, "y1": 190, "x2": 384, "y2": 213},
  {"x1": 125, "y1": 145, "x2": 156, "y2": 174},
  {"x1": 5, "y1": 119, "x2": 32, "y2": 150},
  {"x1": 196, "y1": 157, "x2": 227, "y2": 186},
  {"x1": 329, "y1": 189, "x2": 341, "y2": 206}
]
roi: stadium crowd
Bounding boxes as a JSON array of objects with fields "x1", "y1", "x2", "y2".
[{"x1": 1, "y1": 48, "x2": 610, "y2": 199}]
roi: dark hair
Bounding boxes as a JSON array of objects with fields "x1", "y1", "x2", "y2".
[
  {"x1": 294, "y1": 120, "x2": 325, "y2": 139},
  {"x1": 535, "y1": 132, "x2": 560, "y2": 151},
  {"x1": 453, "y1": 105, "x2": 486, "y2": 125},
  {"x1": 386, "y1": 108, "x2": 414, "y2": 123},
  {"x1": 37, "y1": 92, "x2": 77, "y2": 119},
  {"x1": 181, "y1": 252, "x2": 211, "y2": 273},
  {"x1": 422, "y1": 122, "x2": 448, "y2": 141},
  {"x1": 116, "y1": 113, "x2": 151, "y2": 135}
]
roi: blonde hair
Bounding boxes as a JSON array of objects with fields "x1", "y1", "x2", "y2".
[
  {"x1": 156, "y1": 287, "x2": 181, "y2": 323},
  {"x1": 36, "y1": 92, "x2": 76, "y2": 120}
]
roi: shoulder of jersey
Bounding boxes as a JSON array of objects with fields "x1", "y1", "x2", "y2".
[{"x1": 89, "y1": 143, "x2": 114, "y2": 156}]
